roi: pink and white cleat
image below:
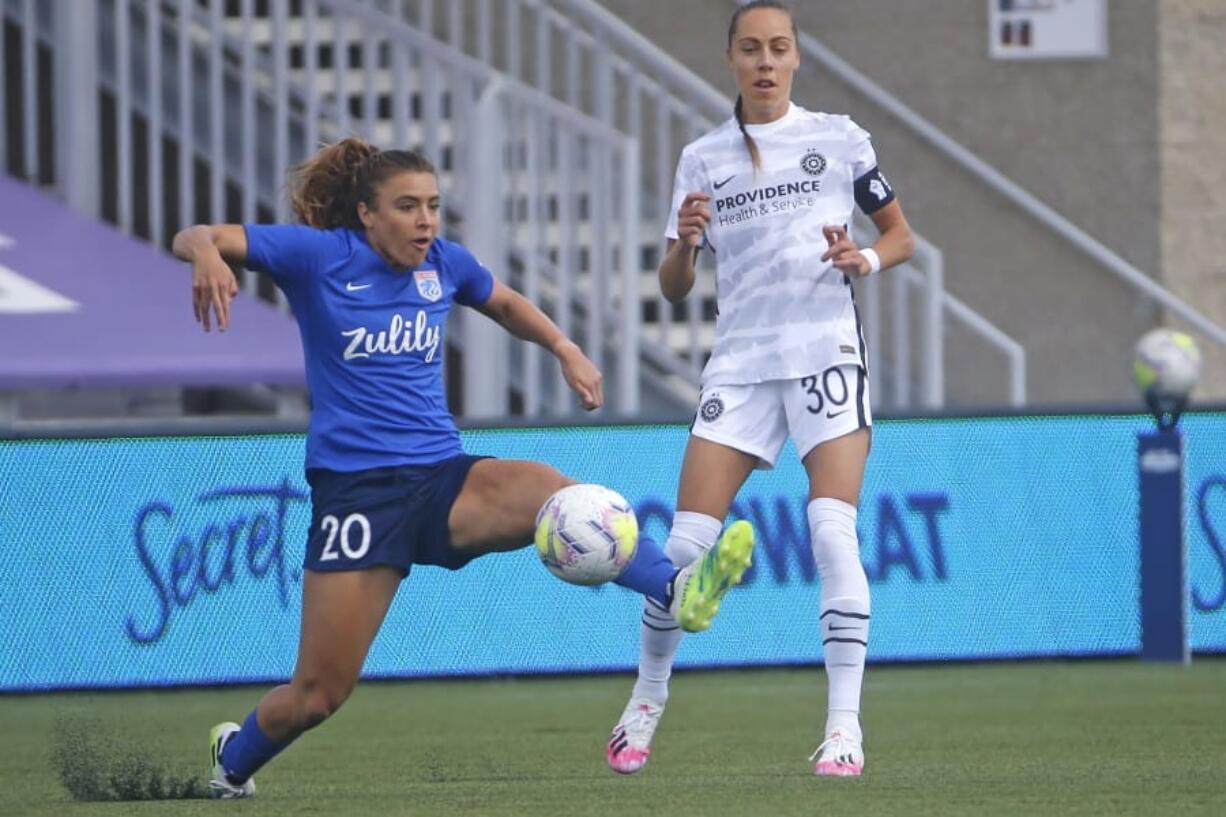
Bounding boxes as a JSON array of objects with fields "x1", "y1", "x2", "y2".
[
  {"x1": 606, "y1": 698, "x2": 664, "y2": 774},
  {"x1": 811, "y1": 728, "x2": 865, "y2": 777}
]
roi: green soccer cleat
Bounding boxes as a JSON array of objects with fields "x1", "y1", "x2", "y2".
[
  {"x1": 209, "y1": 722, "x2": 255, "y2": 799},
  {"x1": 669, "y1": 520, "x2": 755, "y2": 632}
]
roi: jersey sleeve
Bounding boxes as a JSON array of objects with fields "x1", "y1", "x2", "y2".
[
  {"x1": 447, "y1": 242, "x2": 496, "y2": 307},
  {"x1": 243, "y1": 224, "x2": 346, "y2": 288},
  {"x1": 846, "y1": 121, "x2": 897, "y2": 215},
  {"x1": 663, "y1": 148, "x2": 707, "y2": 240}
]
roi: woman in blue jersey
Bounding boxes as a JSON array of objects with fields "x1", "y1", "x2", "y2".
[
  {"x1": 605, "y1": 1, "x2": 914, "y2": 780},
  {"x1": 173, "y1": 137, "x2": 755, "y2": 798}
]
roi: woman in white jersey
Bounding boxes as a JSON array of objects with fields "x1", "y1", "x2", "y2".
[{"x1": 605, "y1": 0, "x2": 914, "y2": 778}]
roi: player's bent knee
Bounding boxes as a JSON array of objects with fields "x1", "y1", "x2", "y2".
[
  {"x1": 807, "y1": 497, "x2": 870, "y2": 593},
  {"x1": 808, "y1": 498, "x2": 857, "y2": 537},
  {"x1": 811, "y1": 515, "x2": 857, "y2": 548},
  {"x1": 807, "y1": 498, "x2": 860, "y2": 559},
  {"x1": 534, "y1": 463, "x2": 571, "y2": 496},
  {"x1": 663, "y1": 511, "x2": 723, "y2": 567},
  {"x1": 517, "y1": 462, "x2": 572, "y2": 514},
  {"x1": 468, "y1": 460, "x2": 571, "y2": 507}
]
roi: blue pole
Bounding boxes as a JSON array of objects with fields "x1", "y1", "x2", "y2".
[{"x1": 1137, "y1": 428, "x2": 1189, "y2": 663}]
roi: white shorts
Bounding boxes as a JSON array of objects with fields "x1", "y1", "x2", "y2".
[{"x1": 691, "y1": 365, "x2": 872, "y2": 469}]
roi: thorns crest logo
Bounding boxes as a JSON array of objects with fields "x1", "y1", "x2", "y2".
[{"x1": 800, "y1": 150, "x2": 827, "y2": 177}]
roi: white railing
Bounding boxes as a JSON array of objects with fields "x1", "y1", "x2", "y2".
[
  {"x1": 389, "y1": 0, "x2": 728, "y2": 390},
  {"x1": 315, "y1": 0, "x2": 644, "y2": 416},
  {"x1": 504, "y1": 0, "x2": 1024, "y2": 409},
  {"x1": 5, "y1": 0, "x2": 1073, "y2": 413},
  {"x1": 859, "y1": 237, "x2": 1026, "y2": 409},
  {"x1": 388, "y1": 0, "x2": 1028, "y2": 409},
  {"x1": 3, "y1": 0, "x2": 643, "y2": 418},
  {"x1": 856, "y1": 224, "x2": 1026, "y2": 409},
  {"x1": 2, "y1": 0, "x2": 50, "y2": 188}
]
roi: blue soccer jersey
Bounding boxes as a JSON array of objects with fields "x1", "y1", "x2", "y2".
[{"x1": 243, "y1": 225, "x2": 494, "y2": 471}]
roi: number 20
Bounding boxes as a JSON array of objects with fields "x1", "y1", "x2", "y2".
[{"x1": 319, "y1": 513, "x2": 372, "y2": 561}]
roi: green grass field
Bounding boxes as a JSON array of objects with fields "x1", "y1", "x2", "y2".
[{"x1": 1, "y1": 660, "x2": 1223, "y2": 816}]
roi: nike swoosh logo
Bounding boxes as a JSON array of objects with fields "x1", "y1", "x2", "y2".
[
  {"x1": 825, "y1": 410, "x2": 848, "y2": 419},
  {"x1": 713, "y1": 175, "x2": 736, "y2": 190},
  {"x1": 346, "y1": 282, "x2": 372, "y2": 291}
]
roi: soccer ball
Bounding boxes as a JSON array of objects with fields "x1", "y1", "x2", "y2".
[
  {"x1": 1133, "y1": 328, "x2": 1201, "y2": 402},
  {"x1": 534, "y1": 484, "x2": 639, "y2": 585}
]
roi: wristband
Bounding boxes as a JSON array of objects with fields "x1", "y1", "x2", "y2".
[{"x1": 860, "y1": 247, "x2": 881, "y2": 275}]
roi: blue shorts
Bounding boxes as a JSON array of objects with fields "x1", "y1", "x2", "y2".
[{"x1": 304, "y1": 455, "x2": 490, "y2": 577}]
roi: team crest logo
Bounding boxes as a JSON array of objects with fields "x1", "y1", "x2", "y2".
[
  {"x1": 699, "y1": 394, "x2": 725, "y2": 423},
  {"x1": 800, "y1": 149, "x2": 827, "y2": 177},
  {"x1": 414, "y1": 269, "x2": 442, "y2": 302}
]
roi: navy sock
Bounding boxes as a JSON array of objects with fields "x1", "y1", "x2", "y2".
[
  {"x1": 614, "y1": 536, "x2": 678, "y2": 607},
  {"x1": 219, "y1": 709, "x2": 293, "y2": 783}
]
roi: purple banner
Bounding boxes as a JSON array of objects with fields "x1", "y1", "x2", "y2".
[{"x1": 0, "y1": 175, "x2": 303, "y2": 388}]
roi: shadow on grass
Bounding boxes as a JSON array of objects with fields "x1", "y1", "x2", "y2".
[{"x1": 51, "y1": 716, "x2": 211, "y2": 801}]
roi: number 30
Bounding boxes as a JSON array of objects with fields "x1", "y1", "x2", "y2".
[{"x1": 800, "y1": 367, "x2": 850, "y2": 415}]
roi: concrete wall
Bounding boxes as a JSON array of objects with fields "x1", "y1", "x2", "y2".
[
  {"x1": 788, "y1": 0, "x2": 1162, "y2": 277},
  {"x1": 1159, "y1": 0, "x2": 1226, "y2": 398},
  {"x1": 599, "y1": 0, "x2": 1172, "y2": 407}
]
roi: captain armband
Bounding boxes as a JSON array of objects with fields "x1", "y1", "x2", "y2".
[{"x1": 854, "y1": 166, "x2": 896, "y2": 215}]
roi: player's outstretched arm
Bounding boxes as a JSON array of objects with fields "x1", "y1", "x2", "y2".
[
  {"x1": 172, "y1": 225, "x2": 248, "y2": 332},
  {"x1": 474, "y1": 279, "x2": 603, "y2": 410}
]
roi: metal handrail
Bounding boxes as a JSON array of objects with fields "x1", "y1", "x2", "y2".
[
  {"x1": 328, "y1": 0, "x2": 641, "y2": 415},
  {"x1": 894, "y1": 265, "x2": 1027, "y2": 408},
  {"x1": 548, "y1": 0, "x2": 732, "y2": 116},
  {"x1": 945, "y1": 293, "x2": 1027, "y2": 407},
  {"x1": 549, "y1": 0, "x2": 1039, "y2": 409},
  {"x1": 5, "y1": 0, "x2": 644, "y2": 418},
  {"x1": 306, "y1": 0, "x2": 632, "y2": 145}
]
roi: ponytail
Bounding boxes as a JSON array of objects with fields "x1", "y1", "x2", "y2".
[
  {"x1": 288, "y1": 137, "x2": 436, "y2": 229},
  {"x1": 733, "y1": 95, "x2": 761, "y2": 171}
]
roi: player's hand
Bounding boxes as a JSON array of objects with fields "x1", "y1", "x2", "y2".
[
  {"x1": 821, "y1": 224, "x2": 870, "y2": 278},
  {"x1": 556, "y1": 341, "x2": 604, "y2": 411},
  {"x1": 676, "y1": 192, "x2": 712, "y2": 249},
  {"x1": 192, "y1": 255, "x2": 239, "y2": 332}
]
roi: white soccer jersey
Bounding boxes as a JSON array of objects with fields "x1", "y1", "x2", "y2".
[{"x1": 665, "y1": 102, "x2": 895, "y2": 387}]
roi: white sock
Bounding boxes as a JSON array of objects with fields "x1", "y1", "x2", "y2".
[
  {"x1": 808, "y1": 497, "x2": 870, "y2": 741},
  {"x1": 631, "y1": 511, "x2": 722, "y2": 704}
]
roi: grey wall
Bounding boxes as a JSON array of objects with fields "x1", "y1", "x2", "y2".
[
  {"x1": 1160, "y1": 0, "x2": 1226, "y2": 398},
  {"x1": 599, "y1": 0, "x2": 1166, "y2": 406},
  {"x1": 789, "y1": 0, "x2": 1162, "y2": 277}
]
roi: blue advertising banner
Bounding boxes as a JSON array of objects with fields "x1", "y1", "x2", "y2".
[{"x1": 2, "y1": 413, "x2": 1225, "y2": 691}]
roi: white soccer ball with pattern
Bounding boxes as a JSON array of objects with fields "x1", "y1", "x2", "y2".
[
  {"x1": 534, "y1": 484, "x2": 639, "y2": 585},
  {"x1": 1133, "y1": 328, "x2": 1201, "y2": 401}
]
